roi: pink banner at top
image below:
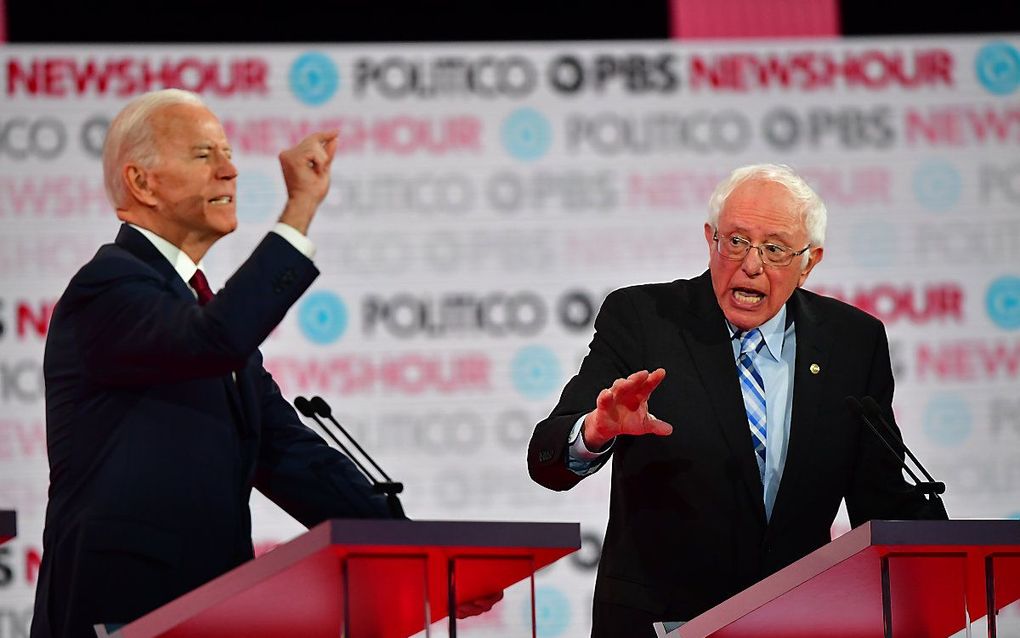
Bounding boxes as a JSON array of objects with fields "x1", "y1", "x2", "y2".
[{"x1": 671, "y1": 0, "x2": 840, "y2": 38}]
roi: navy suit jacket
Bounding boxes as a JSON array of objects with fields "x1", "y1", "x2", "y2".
[
  {"x1": 31, "y1": 225, "x2": 392, "y2": 638},
  {"x1": 528, "y1": 272, "x2": 941, "y2": 637}
]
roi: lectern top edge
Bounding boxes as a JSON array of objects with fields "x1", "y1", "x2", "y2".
[
  {"x1": 866, "y1": 519, "x2": 1020, "y2": 546},
  {"x1": 323, "y1": 518, "x2": 582, "y2": 549}
]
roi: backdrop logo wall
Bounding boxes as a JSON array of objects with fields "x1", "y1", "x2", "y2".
[
  {"x1": 529, "y1": 585, "x2": 572, "y2": 637},
  {"x1": 986, "y1": 276, "x2": 1020, "y2": 330},
  {"x1": 502, "y1": 108, "x2": 552, "y2": 161},
  {"x1": 0, "y1": 117, "x2": 67, "y2": 161},
  {"x1": 298, "y1": 291, "x2": 348, "y2": 344},
  {"x1": 289, "y1": 52, "x2": 340, "y2": 106},
  {"x1": 850, "y1": 223, "x2": 898, "y2": 268},
  {"x1": 912, "y1": 160, "x2": 962, "y2": 211},
  {"x1": 975, "y1": 42, "x2": 1020, "y2": 95},
  {"x1": 511, "y1": 345, "x2": 561, "y2": 399},
  {"x1": 235, "y1": 171, "x2": 279, "y2": 222},
  {"x1": 924, "y1": 394, "x2": 972, "y2": 447}
]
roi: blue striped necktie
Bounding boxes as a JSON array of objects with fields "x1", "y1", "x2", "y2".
[{"x1": 737, "y1": 329, "x2": 767, "y2": 481}]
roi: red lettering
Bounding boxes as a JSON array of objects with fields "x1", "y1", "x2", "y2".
[
  {"x1": 266, "y1": 354, "x2": 490, "y2": 396},
  {"x1": 686, "y1": 49, "x2": 953, "y2": 93},
  {"x1": 25, "y1": 547, "x2": 42, "y2": 585},
  {"x1": 906, "y1": 106, "x2": 1020, "y2": 146},
  {"x1": 16, "y1": 301, "x2": 53, "y2": 338},
  {"x1": 0, "y1": 176, "x2": 109, "y2": 217},
  {"x1": 811, "y1": 284, "x2": 963, "y2": 324},
  {"x1": 5, "y1": 56, "x2": 269, "y2": 97},
  {"x1": 979, "y1": 341, "x2": 1020, "y2": 378},
  {"x1": 916, "y1": 340, "x2": 1020, "y2": 381},
  {"x1": 966, "y1": 107, "x2": 1020, "y2": 143},
  {"x1": 7, "y1": 59, "x2": 40, "y2": 95}
]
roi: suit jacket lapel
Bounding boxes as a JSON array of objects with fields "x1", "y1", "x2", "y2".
[
  {"x1": 678, "y1": 272, "x2": 768, "y2": 525},
  {"x1": 115, "y1": 224, "x2": 195, "y2": 304},
  {"x1": 768, "y1": 288, "x2": 834, "y2": 530},
  {"x1": 115, "y1": 224, "x2": 250, "y2": 435}
]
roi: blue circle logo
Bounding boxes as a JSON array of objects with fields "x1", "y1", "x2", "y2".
[
  {"x1": 923, "y1": 394, "x2": 972, "y2": 447},
  {"x1": 236, "y1": 170, "x2": 280, "y2": 223},
  {"x1": 986, "y1": 276, "x2": 1020, "y2": 330},
  {"x1": 502, "y1": 108, "x2": 552, "y2": 161},
  {"x1": 975, "y1": 43, "x2": 1020, "y2": 95},
  {"x1": 290, "y1": 52, "x2": 339, "y2": 106},
  {"x1": 511, "y1": 346, "x2": 561, "y2": 399},
  {"x1": 912, "y1": 160, "x2": 962, "y2": 212},
  {"x1": 523, "y1": 585, "x2": 570, "y2": 638},
  {"x1": 299, "y1": 291, "x2": 348, "y2": 344}
]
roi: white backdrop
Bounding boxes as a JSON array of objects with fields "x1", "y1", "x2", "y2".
[{"x1": 1, "y1": 36, "x2": 1019, "y2": 636}]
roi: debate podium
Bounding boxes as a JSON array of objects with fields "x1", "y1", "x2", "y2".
[
  {"x1": 100, "y1": 519, "x2": 579, "y2": 638},
  {"x1": 658, "y1": 520, "x2": 1020, "y2": 638}
]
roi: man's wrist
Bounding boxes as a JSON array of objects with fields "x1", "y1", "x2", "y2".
[{"x1": 581, "y1": 412, "x2": 612, "y2": 452}]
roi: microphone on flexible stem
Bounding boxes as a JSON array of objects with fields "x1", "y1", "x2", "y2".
[
  {"x1": 294, "y1": 396, "x2": 405, "y2": 518},
  {"x1": 845, "y1": 396, "x2": 948, "y2": 520}
]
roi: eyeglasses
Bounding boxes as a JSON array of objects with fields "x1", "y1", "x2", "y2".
[{"x1": 713, "y1": 231, "x2": 811, "y2": 267}]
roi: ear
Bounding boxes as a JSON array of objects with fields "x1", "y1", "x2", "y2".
[
  {"x1": 797, "y1": 246, "x2": 824, "y2": 287},
  {"x1": 704, "y1": 223, "x2": 715, "y2": 255},
  {"x1": 123, "y1": 164, "x2": 158, "y2": 207}
]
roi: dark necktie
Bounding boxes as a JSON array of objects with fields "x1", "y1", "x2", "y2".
[{"x1": 189, "y1": 269, "x2": 215, "y2": 306}]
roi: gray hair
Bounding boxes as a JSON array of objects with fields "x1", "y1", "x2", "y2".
[
  {"x1": 707, "y1": 163, "x2": 827, "y2": 248},
  {"x1": 103, "y1": 89, "x2": 207, "y2": 209}
]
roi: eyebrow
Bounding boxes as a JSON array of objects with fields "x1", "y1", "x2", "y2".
[
  {"x1": 725, "y1": 226, "x2": 797, "y2": 244},
  {"x1": 191, "y1": 144, "x2": 232, "y2": 153}
]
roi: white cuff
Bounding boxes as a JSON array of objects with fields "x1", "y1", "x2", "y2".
[{"x1": 272, "y1": 222, "x2": 316, "y2": 259}]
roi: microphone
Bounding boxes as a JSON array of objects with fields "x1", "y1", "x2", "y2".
[
  {"x1": 845, "y1": 396, "x2": 948, "y2": 519},
  {"x1": 294, "y1": 395, "x2": 405, "y2": 518}
]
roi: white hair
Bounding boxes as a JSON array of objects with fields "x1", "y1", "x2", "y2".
[
  {"x1": 707, "y1": 163, "x2": 827, "y2": 248},
  {"x1": 103, "y1": 89, "x2": 207, "y2": 209}
]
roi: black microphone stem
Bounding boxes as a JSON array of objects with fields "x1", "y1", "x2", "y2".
[
  {"x1": 845, "y1": 397, "x2": 926, "y2": 486},
  {"x1": 294, "y1": 396, "x2": 378, "y2": 482},
  {"x1": 861, "y1": 396, "x2": 939, "y2": 484},
  {"x1": 310, "y1": 396, "x2": 394, "y2": 482}
]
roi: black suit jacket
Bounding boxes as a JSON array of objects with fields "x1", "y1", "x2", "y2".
[
  {"x1": 528, "y1": 272, "x2": 937, "y2": 637},
  {"x1": 31, "y1": 225, "x2": 393, "y2": 638}
]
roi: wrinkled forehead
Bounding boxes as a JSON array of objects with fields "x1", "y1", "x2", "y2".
[
  {"x1": 150, "y1": 103, "x2": 227, "y2": 145},
  {"x1": 718, "y1": 179, "x2": 806, "y2": 237}
]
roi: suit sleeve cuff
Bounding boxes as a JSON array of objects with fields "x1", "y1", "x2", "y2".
[{"x1": 273, "y1": 223, "x2": 316, "y2": 259}]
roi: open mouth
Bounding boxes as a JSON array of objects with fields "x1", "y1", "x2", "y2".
[
  {"x1": 732, "y1": 288, "x2": 765, "y2": 305},
  {"x1": 208, "y1": 196, "x2": 233, "y2": 205}
]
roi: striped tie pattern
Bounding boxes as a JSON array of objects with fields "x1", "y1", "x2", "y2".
[{"x1": 737, "y1": 329, "x2": 767, "y2": 480}]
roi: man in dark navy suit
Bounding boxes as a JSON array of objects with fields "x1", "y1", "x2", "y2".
[
  {"x1": 30, "y1": 89, "x2": 394, "y2": 637},
  {"x1": 528, "y1": 164, "x2": 945, "y2": 637}
]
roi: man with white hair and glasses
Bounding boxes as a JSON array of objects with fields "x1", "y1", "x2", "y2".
[{"x1": 528, "y1": 164, "x2": 945, "y2": 637}]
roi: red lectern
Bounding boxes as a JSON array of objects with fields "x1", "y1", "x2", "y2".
[
  {"x1": 660, "y1": 520, "x2": 1020, "y2": 638},
  {"x1": 100, "y1": 519, "x2": 580, "y2": 638}
]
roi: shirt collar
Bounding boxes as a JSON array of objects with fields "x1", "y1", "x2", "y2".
[
  {"x1": 727, "y1": 304, "x2": 788, "y2": 363},
  {"x1": 128, "y1": 224, "x2": 204, "y2": 286}
]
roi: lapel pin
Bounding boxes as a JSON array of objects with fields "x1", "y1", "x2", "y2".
[{"x1": 809, "y1": 363, "x2": 821, "y2": 375}]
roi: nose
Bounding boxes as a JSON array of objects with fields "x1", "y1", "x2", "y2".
[
  {"x1": 216, "y1": 153, "x2": 238, "y2": 181},
  {"x1": 741, "y1": 245, "x2": 764, "y2": 275}
]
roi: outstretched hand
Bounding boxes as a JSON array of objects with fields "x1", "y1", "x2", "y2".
[{"x1": 582, "y1": 368, "x2": 672, "y2": 450}]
